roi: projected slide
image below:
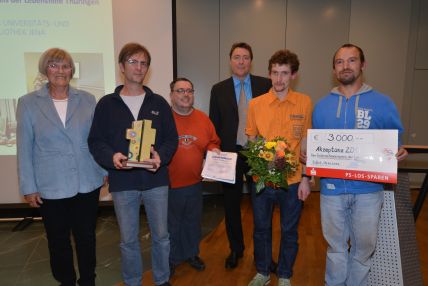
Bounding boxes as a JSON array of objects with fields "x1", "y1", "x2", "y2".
[
  {"x1": 0, "y1": 0, "x2": 116, "y2": 156},
  {"x1": 0, "y1": 0, "x2": 173, "y2": 204}
]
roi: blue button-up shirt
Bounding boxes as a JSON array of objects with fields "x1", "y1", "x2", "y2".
[{"x1": 232, "y1": 74, "x2": 252, "y2": 103}]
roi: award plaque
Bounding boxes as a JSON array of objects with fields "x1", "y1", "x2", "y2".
[{"x1": 123, "y1": 119, "x2": 156, "y2": 168}]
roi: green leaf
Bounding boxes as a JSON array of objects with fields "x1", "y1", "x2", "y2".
[{"x1": 256, "y1": 180, "x2": 265, "y2": 193}]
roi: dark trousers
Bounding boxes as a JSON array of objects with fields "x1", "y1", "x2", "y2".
[
  {"x1": 251, "y1": 184, "x2": 302, "y2": 279},
  {"x1": 40, "y1": 188, "x2": 100, "y2": 286},
  {"x1": 168, "y1": 182, "x2": 203, "y2": 265},
  {"x1": 222, "y1": 146, "x2": 251, "y2": 254}
]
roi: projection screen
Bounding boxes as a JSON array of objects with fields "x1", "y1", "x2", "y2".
[{"x1": 0, "y1": 0, "x2": 174, "y2": 203}]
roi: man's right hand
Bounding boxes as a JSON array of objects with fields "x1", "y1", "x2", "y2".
[
  {"x1": 25, "y1": 193, "x2": 43, "y2": 208},
  {"x1": 300, "y1": 137, "x2": 307, "y2": 164},
  {"x1": 299, "y1": 150, "x2": 307, "y2": 164},
  {"x1": 113, "y1": 152, "x2": 132, "y2": 169}
]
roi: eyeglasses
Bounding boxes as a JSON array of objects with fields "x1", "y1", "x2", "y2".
[
  {"x1": 173, "y1": 88, "x2": 194, "y2": 95},
  {"x1": 48, "y1": 63, "x2": 72, "y2": 71},
  {"x1": 127, "y1": 59, "x2": 149, "y2": 68}
]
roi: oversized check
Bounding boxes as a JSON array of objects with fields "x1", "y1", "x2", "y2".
[{"x1": 306, "y1": 129, "x2": 398, "y2": 183}]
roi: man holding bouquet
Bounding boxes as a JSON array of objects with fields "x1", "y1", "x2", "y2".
[{"x1": 245, "y1": 49, "x2": 312, "y2": 286}]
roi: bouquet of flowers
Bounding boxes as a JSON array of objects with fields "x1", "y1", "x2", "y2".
[{"x1": 241, "y1": 136, "x2": 298, "y2": 193}]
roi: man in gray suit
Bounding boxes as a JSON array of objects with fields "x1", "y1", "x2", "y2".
[{"x1": 209, "y1": 42, "x2": 271, "y2": 269}]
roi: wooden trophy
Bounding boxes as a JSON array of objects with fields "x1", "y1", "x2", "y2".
[{"x1": 123, "y1": 119, "x2": 156, "y2": 168}]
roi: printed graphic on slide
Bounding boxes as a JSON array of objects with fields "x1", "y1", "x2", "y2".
[
  {"x1": 24, "y1": 52, "x2": 105, "y2": 98},
  {"x1": 0, "y1": 0, "x2": 115, "y2": 156},
  {"x1": 0, "y1": 99, "x2": 17, "y2": 148}
]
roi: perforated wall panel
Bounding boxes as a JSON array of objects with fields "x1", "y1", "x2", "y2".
[
  {"x1": 368, "y1": 173, "x2": 423, "y2": 286},
  {"x1": 368, "y1": 191, "x2": 403, "y2": 285}
]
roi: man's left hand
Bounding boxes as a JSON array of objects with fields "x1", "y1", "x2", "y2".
[
  {"x1": 145, "y1": 147, "x2": 161, "y2": 172},
  {"x1": 211, "y1": 148, "x2": 221, "y2": 155},
  {"x1": 396, "y1": 146, "x2": 408, "y2": 162}
]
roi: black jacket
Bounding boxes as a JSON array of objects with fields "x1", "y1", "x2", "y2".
[
  {"x1": 88, "y1": 85, "x2": 178, "y2": 192},
  {"x1": 209, "y1": 75, "x2": 271, "y2": 152}
]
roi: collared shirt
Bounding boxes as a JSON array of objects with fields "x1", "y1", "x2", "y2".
[
  {"x1": 232, "y1": 74, "x2": 252, "y2": 103},
  {"x1": 246, "y1": 88, "x2": 312, "y2": 184}
]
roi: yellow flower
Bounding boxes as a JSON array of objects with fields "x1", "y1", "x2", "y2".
[
  {"x1": 265, "y1": 141, "x2": 277, "y2": 149},
  {"x1": 262, "y1": 151, "x2": 274, "y2": 161}
]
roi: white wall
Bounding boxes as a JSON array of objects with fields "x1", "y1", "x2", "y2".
[
  {"x1": 176, "y1": 0, "x2": 417, "y2": 131},
  {"x1": 112, "y1": 0, "x2": 173, "y2": 99}
]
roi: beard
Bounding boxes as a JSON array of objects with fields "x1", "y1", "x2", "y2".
[{"x1": 337, "y1": 70, "x2": 358, "y2": 85}]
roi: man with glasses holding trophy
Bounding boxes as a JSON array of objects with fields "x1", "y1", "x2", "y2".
[{"x1": 88, "y1": 43, "x2": 177, "y2": 286}]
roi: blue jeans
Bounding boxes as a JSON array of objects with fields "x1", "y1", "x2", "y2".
[
  {"x1": 251, "y1": 183, "x2": 302, "y2": 278},
  {"x1": 111, "y1": 186, "x2": 170, "y2": 286},
  {"x1": 168, "y1": 182, "x2": 203, "y2": 265},
  {"x1": 321, "y1": 192, "x2": 383, "y2": 286}
]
